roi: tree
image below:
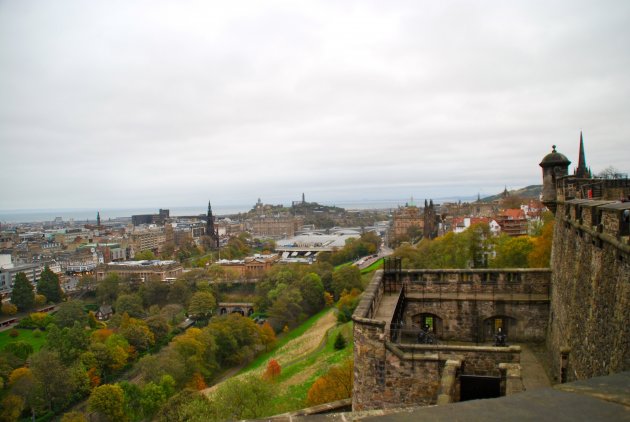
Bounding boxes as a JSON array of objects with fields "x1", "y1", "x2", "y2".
[
  {"x1": 262, "y1": 359, "x2": 281, "y2": 381},
  {"x1": 258, "y1": 322, "x2": 276, "y2": 352},
  {"x1": 3, "y1": 342, "x2": 33, "y2": 360},
  {"x1": 135, "y1": 250, "x2": 157, "y2": 260},
  {"x1": 96, "y1": 274, "x2": 120, "y2": 305},
  {"x1": 119, "y1": 317, "x2": 155, "y2": 352},
  {"x1": 145, "y1": 314, "x2": 170, "y2": 344},
  {"x1": 29, "y1": 349, "x2": 76, "y2": 411},
  {"x1": 334, "y1": 333, "x2": 347, "y2": 350},
  {"x1": 306, "y1": 359, "x2": 353, "y2": 406},
  {"x1": 55, "y1": 300, "x2": 86, "y2": 329},
  {"x1": 141, "y1": 279, "x2": 170, "y2": 308},
  {"x1": 89, "y1": 384, "x2": 126, "y2": 422},
  {"x1": 60, "y1": 412, "x2": 87, "y2": 422},
  {"x1": 10, "y1": 272, "x2": 34, "y2": 311},
  {"x1": 115, "y1": 293, "x2": 145, "y2": 318},
  {"x1": 0, "y1": 394, "x2": 24, "y2": 422},
  {"x1": 37, "y1": 266, "x2": 64, "y2": 303},
  {"x1": 528, "y1": 213, "x2": 555, "y2": 268},
  {"x1": 331, "y1": 266, "x2": 362, "y2": 299},
  {"x1": 295, "y1": 273, "x2": 325, "y2": 315},
  {"x1": 209, "y1": 375, "x2": 275, "y2": 420},
  {"x1": 188, "y1": 291, "x2": 216, "y2": 320},
  {"x1": 1, "y1": 303, "x2": 17, "y2": 316},
  {"x1": 490, "y1": 235, "x2": 534, "y2": 268}
]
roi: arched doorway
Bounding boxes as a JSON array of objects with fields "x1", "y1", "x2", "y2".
[
  {"x1": 483, "y1": 315, "x2": 516, "y2": 342},
  {"x1": 219, "y1": 308, "x2": 227, "y2": 315}
]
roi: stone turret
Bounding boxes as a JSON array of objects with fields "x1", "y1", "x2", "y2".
[{"x1": 539, "y1": 145, "x2": 571, "y2": 213}]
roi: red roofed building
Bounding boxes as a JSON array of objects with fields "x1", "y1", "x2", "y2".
[{"x1": 495, "y1": 209, "x2": 528, "y2": 236}]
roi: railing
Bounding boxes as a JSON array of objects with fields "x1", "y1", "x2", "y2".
[{"x1": 389, "y1": 284, "x2": 406, "y2": 342}]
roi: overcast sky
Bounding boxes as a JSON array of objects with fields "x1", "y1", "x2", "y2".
[{"x1": 1, "y1": 0, "x2": 629, "y2": 211}]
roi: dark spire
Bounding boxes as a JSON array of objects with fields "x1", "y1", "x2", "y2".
[
  {"x1": 206, "y1": 201, "x2": 219, "y2": 248},
  {"x1": 574, "y1": 131, "x2": 591, "y2": 178},
  {"x1": 97, "y1": 211, "x2": 101, "y2": 227}
]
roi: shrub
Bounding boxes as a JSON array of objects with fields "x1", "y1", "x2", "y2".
[
  {"x1": 9, "y1": 329, "x2": 19, "y2": 338},
  {"x1": 1, "y1": 303, "x2": 18, "y2": 315},
  {"x1": 33, "y1": 328, "x2": 42, "y2": 338},
  {"x1": 333, "y1": 333, "x2": 347, "y2": 350}
]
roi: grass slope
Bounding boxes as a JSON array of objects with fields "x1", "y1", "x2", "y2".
[{"x1": 214, "y1": 308, "x2": 353, "y2": 415}]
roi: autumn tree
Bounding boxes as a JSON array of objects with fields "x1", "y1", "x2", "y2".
[
  {"x1": 528, "y1": 212, "x2": 555, "y2": 268},
  {"x1": 10, "y1": 272, "x2": 34, "y2": 311},
  {"x1": 0, "y1": 394, "x2": 25, "y2": 422},
  {"x1": 263, "y1": 359, "x2": 281, "y2": 381},
  {"x1": 258, "y1": 322, "x2": 277, "y2": 351},
  {"x1": 1, "y1": 302, "x2": 17, "y2": 315},
  {"x1": 306, "y1": 359, "x2": 353, "y2": 406},
  {"x1": 37, "y1": 266, "x2": 64, "y2": 303},
  {"x1": 490, "y1": 235, "x2": 534, "y2": 268},
  {"x1": 89, "y1": 384, "x2": 126, "y2": 422},
  {"x1": 60, "y1": 411, "x2": 88, "y2": 422}
]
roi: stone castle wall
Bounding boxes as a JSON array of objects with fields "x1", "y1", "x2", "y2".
[
  {"x1": 547, "y1": 200, "x2": 630, "y2": 383},
  {"x1": 404, "y1": 299, "x2": 548, "y2": 342},
  {"x1": 353, "y1": 270, "x2": 526, "y2": 411}
]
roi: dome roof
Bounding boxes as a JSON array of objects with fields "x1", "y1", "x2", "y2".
[{"x1": 540, "y1": 145, "x2": 571, "y2": 167}]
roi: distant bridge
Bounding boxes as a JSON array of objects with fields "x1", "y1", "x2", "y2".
[{"x1": 217, "y1": 302, "x2": 255, "y2": 316}]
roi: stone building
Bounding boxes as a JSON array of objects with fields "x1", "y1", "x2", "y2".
[
  {"x1": 96, "y1": 260, "x2": 183, "y2": 282},
  {"x1": 391, "y1": 205, "x2": 423, "y2": 240},
  {"x1": 352, "y1": 136, "x2": 630, "y2": 411}
]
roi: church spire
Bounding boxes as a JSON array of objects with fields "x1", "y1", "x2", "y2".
[
  {"x1": 97, "y1": 211, "x2": 101, "y2": 228},
  {"x1": 574, "y1": 131, "x2": 591, "y2": 178},
  {"x1": 206, "y1": 201, "x2": 219, "y2": 249}
]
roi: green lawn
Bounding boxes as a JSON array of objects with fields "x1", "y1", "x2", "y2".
[
  {"x1": 360, "y1": 258, "x2": 383, "y2": 274},
  {"x1": 0, "y1": 328, "x2": 47, "y2": 353}
]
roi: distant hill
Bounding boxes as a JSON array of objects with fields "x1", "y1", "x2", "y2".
[{"x1": 481, "y1": 185, "x2": 542, "y2": 202}]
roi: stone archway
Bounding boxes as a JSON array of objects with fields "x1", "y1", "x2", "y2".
[{"x1": 483, "y1": 315, "x2": 517, "y2": 342}]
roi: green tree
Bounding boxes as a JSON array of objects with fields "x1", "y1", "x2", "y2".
[
  {"x1": 115, "y1": 293, "x2": 145, "y2": 318},
  {"x1": 334, "y1": 332, "x2": 347, "y2": 350},
  {"x1": 96, "y1": 273, "x2": 120, "y2": 305},
  {"x1": 54, "y1": 300, "x2": 86, "y2": 329},
  {"x1": 37, "y1": 266, "x2": 64, "y2": 303},
  {"x1": 331, "y1": 266, "x2": 362, "y2": 299},
  {"x1": 135, "y1": 250, "x2": 157, "y2": 260},
  {"x1": 30, "y1": 349, "x2": 75, "y2": 412},
  {"x1": 188, "y1": 291, "x2": 216, "y2": 320},
  {"x1": 10, "y1": 272, "x2": 35, "y2": 312},
  {"x1": 295, "y1": 273, "x2": 325, "y2": 315},
  {"x1": 141, "y1": 278, "x2": 170, "y2": 308},
  {"x1": 89, "y1": 384, "x2": 127, "y2": 422},
  {"x1": 208, "y1": 375, "x2": 275, "y2": 420}
]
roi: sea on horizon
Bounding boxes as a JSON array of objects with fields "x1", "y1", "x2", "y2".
[{"x1": 0, "y1": 197, "x2": 472, "y2": 224}]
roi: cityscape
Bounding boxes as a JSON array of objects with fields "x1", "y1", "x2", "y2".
[{"x1": 1, "y1": 1, "x2": 629, "y2": 422}]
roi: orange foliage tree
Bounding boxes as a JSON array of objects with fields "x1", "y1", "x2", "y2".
[
  {"x1": 258, "y1": 322, "x2": 277, "y2": 351},
  {"x1": 263, "y1": 359, "x2": 281, "y2": 381},
  {"x1": 187, "y1": 372, "x2": 208, "y2": 390},
  {"x1": 306, "y1": 359, "x2": 353, "y2": 406}
]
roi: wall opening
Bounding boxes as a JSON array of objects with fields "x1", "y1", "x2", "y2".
[
  {"x1": 483, "y1": 315, "x2": 516, "y2": 342},
  {"x1": 460, "y1": 375, "x2": 501, "y2": 401}
]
